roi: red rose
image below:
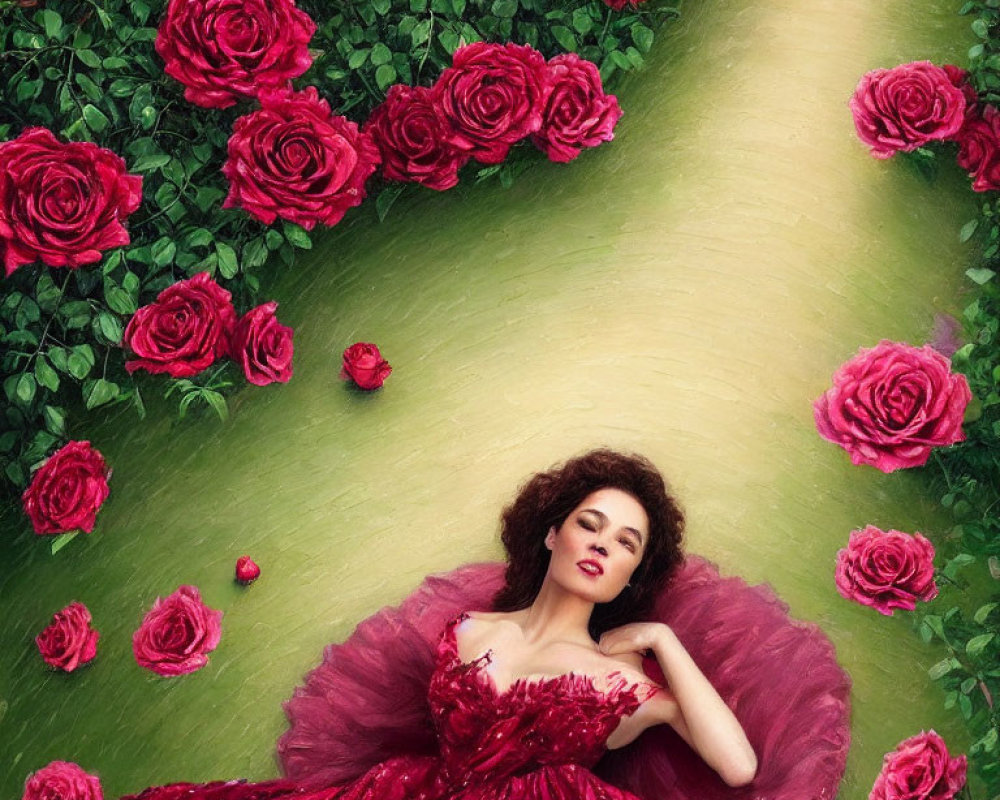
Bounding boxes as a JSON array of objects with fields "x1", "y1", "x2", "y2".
[
  {"x1": 222, "y1": 87, "x2": 380, "y2": 230},
  {"x1": 955, "y1": 104, "x2": 1000, "y2": 192},
  {"x1": 155, "y1": 0, "x2": 316, "y2": 109},
  {"x1": 22, "y1": 761, "x2": 103, "y2": 800},
  {"x1": 849, "y1": 61, "x2": 967, "y2": 159},
  {"x1": 531, "y1": 53, "x2": 623, "y2": 163},
  {"x1": 0, "y1": 128, "x2": 142, "y2": 276},
  {"x1": 132, "y1": 585, "x2": 222, "y2": 676},
  {"x1": 942, "y1": 64, "x2": 980, "y2": 116},
  {"x1": 235, "y1": 555, "x2": 261, "y2": 585},
  {"x1": 364, "y1": 84, "x2": 470, "y2": 191},
  {"x1": 870, "y1": 731, "x2": 967, "y2": 800},
  {"x1": 835, "y1": 526, "x2": 938, "y2": 616},
  {"x1": 340, "y1": 342, "x2": 391, "y2": 390},
  {"x1": 229, "y1": 301, "x2": 294, "y2": 386},
  {"x1": 22, "y1": 441, "x2": 110, "y2": 535},
  {"x1": 123, "y1": 272, "x2": 236, "y2": 378},
  {"x1": 601, "y1": 0, "x2": 647, "y2": 10},
  {"x1": 813, "y1": 340, "x2": 971, "y2": 472},
  {"x1": 35, "y1": 601, "x2": 100, "y2": 671},
  {"x1": 432, "y1": 42, "x2": 550, "y2": 165}
]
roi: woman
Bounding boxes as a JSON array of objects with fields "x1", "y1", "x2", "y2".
[{"x1": 126, "y1": 449, "x2": 845, "y2": 800}]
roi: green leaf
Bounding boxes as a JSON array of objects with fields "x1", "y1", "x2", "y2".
[
  {"x1": 50, "y1": 531, "x2": 80, "y2": 555},
  {"x1": 84, "y1": 378, "x2": 120, "y2": 410},
  {"x1": 265, "y1": 229, "x2": 284, "y2": 251},
  {"x1": 631, "y1": 23, "x2": 654, "y2": 53},
  {"x1": 35, "y1": 273, "x2": 62, "y2": 312},
  {"x1": 96, "y1": 312, "x2": 123, "y2": 344},
  {"x1": 186, "y1": 228, "x2": 214, "y2": 248},
  {"x1": 972, "y1": 17, "x2": 989, "y2": 38},
  {"x1": 551, "y1": 26, "x2": 577, "y2": 52},
  {"x1": 375, "y1": 64, "x2": 397, "y2": 90},
  {"x1": 348, "y1": 49, "x2": 370, "y2": 69},
  {"x1": 492, "y1": 0, "x2": 517, "y2": 16},
  {"x1": 967, "y1": 632, "x2": 996, "y2": 657},
  {"x1": 132, "y1": 153, "x2": 171, "y2": 172},
  {"x1": 283, "y1": 222, "x2": 313, "y2": 249},
  {"x1": 966, "y1": 267, "x2": 995, "y2": 284},
  {"x1": 202, "y1": 389, "x2": 229, "y2": 422},
  {"x1": 67, "y1": 344, "x2": 95, "y2": 380},
  {"x1": 75, "y1": 74, "x2": 103, "y2": 102},
  {"x1": 83, "y1": 104, "x2": 110, "y2": 133},
  {"x1": 104, "y1": 284, "x2": 136, "y2": 315},
  {"x1": 372, "y1": 0, "x2": 391, "y2": 14},
  {"x1": 411, "y1": 18, "x2": 432, "y2": 46},
  {"x1": 572, "y1": 8, "x2": 592, "y2": 34},
  {"x1": 0, "y1": 431, "x2": 18, "y2": 453},
  {"x1": 610, "y1": 50, "x2": 632, "y2": 70},
  {"x1": 151, "y1": 238, "x2": 177, "y2": 267},
  {"x1": 928, "y1": 657, "x2": 958, "y2": 680},
  {"x1": 102, "y1": 56, "x2": 129, "y2": 70},
  {"x1": 216, "y1": 242, "x2": 239, "y2": 278},
  {"x1": 16, "y1": 79, "x2": 43, "y2": 104},
  {"x1": 376, "y1": 185, "x2": 404, "y2": 222},
  {"x1": 16, "y1": 372, "x2": 37, "y2": 406},
  {"x1": 35, "y1": 357, "x2": 59, "y2": 393},
  {"x1": 959, "y1": 218, "x2": 979, "y2": 242},
  {"x1": 371, "y1": 43, "x2": 392, "y2": 65},
  {"x1": 40, "y1": 9, "x2": 64, "y2": 41},
  {"x1": 76, "y1": 49, "x2": 102, "y2": 68},
  {"x1": 974, "y1": 602, "x2": 997, "y2": 624},
  {"x1": 43, "y1": 405, "x2": 66, "y2": 435},
  {"x1": 242, "y1": 237, "x2": 269, "y2": 268},
  {"x1": 48, "y1": 347, "x2": 69, "y2": 373}
]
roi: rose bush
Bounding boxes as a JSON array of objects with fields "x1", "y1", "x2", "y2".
[
  {"x1": 532, "y1": 53, "x2": 623, "y2": 163},
  {"x1": 869, "y1": 730, "x2": 967, "y2": 800},
  {"x1": 22, "y1": 441, "x2": 110, "y2": 535},
  {"x1": 21, "y1": 761, "x2": 102, "y2": 800},
  {"x1": 155, "y1": 0, "x2": 316, "y2": 109},
  {"x1": 123, "y1": 272, "x2": 236, "y2": 378},
  {"x1": 432, "y1": 42, "x2": 551, "y2": 165},
  {"x1": 0, "y1": 128, "x2": 142, "y2": 276},
  {"x1": 813, "y1": 340, "x2": 971, "y2": 472},
  {"x1": 229, "y1": 302, "x2": 294, "y2": 386},
  {"x1": 365, "y1": 85, "x2": 470, "y2": 191},
  {"x1": 835, "y1": 526, "x2": 938, "y2": 615},
  {"x1": 222, "y1": 87, "x2": 381, "y2": 230},
  {"x1": 340, "y1": 342, "x2": 392, "y2": 390},
  {"x1": 235, "y1": 555, "x2": 261, "y2": 585},
  {"x1": 133, "y1": 585, "x2": 222, "y2": 676},
  {"x1": 849, "y1": 61, "x2": 967, "y2": 158},
  {"x1": 35, "y1": 602, "x2": 100, "y2": 672}
]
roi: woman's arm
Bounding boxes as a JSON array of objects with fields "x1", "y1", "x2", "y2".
[{"x1": 600, "y1": 623, "x2": 758, "y2": 788}]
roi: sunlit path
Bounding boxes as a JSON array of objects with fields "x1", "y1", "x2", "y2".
[{"x1": 0, "y1": 1, "x2": 978, "y2": 797}]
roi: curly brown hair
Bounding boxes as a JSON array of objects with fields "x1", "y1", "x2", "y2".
[{"x1": 491, "y1": 449, "x2": 685, "y2": 639}]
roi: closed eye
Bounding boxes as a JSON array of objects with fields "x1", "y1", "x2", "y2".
[{"x1": 619, "y1": 537, "x2": 636, "y2": 552}]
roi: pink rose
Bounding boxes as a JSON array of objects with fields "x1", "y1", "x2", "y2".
[
  {"x1": 849, "y1": 61, "x2": 967, "y2": 159},
  {"x1": 432, "y1": 42, "x2": 550, "y2": 165},
  {"x1": 870, "y1": 730, "x2": 966, "y2": 800},
  {"x1": 235, "y1": 555, "x2": 261, "y2": 585},
  {"x1": 155, "y1": 0, "x2": 316, "y2": 109},
  {"x1": 229, "y1": 301, "x2": 294, "y2": 386},
  {"x1": 36, "y1": 602, "x2": 100, "y2": 672},
  {"x1": 22, "y1": 441, "x2": 110, "y2": 535},
  {"x1": 531, "y1": 53, "x2": 623, "y2": 163},
  {"x1": 123, "y1": 272, "x2": 236, "y2": 378},
  {"x1": 601, "y1": 0, "x2": 648, "y2": 8},
  {"x1": 222, "y1": 86, "x2": 380, "y2": 230},
  {"x1": 340, "y1": 342, "x2": 391, "y2": 390},
  {"x1": 813, "y1": 340, "x2": 971, "y2": 472},
  {"x1": 364, "y1": 84, "x2": 470, "y2": 191},
  {"x1": 22, "y1": 761, "x2": 102, "y2": 800},
  {"x1": 955, "y1": 104, "x2": 1000, "y2": 192},
  {"x1": 0, "y1": 127, "x2": 142, "y2": 276},
  {"x1": 942, "y1": 64, "x2": 980, "y2": 116},
  {"x1": 835, "y1": 526, "x2": 938, "y2": 615},
  {"x1": 132, "y1": 585, "x2": 222, "y2": 676}
]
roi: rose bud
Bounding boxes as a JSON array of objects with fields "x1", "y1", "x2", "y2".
[
  {"x1": 235, "y1": 556, "x2": 261, "y2": 585},
  {"x1": 340, "y1": 342, "x2": 392, "y2": 390},
  {"x1": 21, "y1": 760, "x2": 103, "y2": 800},
  {"x1": 35, "y1": 601, "x2": 100, "y2": 672}
]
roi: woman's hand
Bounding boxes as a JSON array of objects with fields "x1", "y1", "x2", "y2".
[{"x1": 598, "y1": 622, "x2": 674, "y2": 657}]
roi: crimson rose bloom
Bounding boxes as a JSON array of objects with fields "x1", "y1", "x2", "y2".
[
  {"x1": 22, "y1": 761, "x2": 103, "y2": 800},
  {"x1": 364, "y1": 84, "x2": 469, "y2": 191},
  {"x1": 235, "y1": 555, "x2": 261, "y2": 585},
  {"x1": 432, "y1": 42, "x2": 550, "y2": 165},
  {"x1": 0, "y1": 128, "x2": 142, "y2": 276},
  {"x1": 849, "y1": 61, "x2": 966, "y2": 159},
  {"x1": 223, "y1": 87, "x2": 380, "y2": 229},
  {"x1": 229, "y1": 301, "x2": 294, "y2": 385},
  {"x1": 532, "y1": 53, "x2": 623, "y2": 163},
  {"x1": 340, "y1": 342, "x2": 391, "y2": 390},
  {"x1": 835, "y1": 526, "x2": 938, "y2": 616},
  {"x1": 955, "y1": 104, "x2": 1000, "y2": 192},
  {"x1": 813, "y1": 340, "x2": 971, "y2": 472},
  {"x1": 36, "y1": 601, "x2": 100, "y2": 672},
  {"x1": 870, "y1": 731, "x2": 967, "y2": 800},
  {"x1": 155, "y1": 0, "x2": 316, "y2": 109},
  {"x1": 124, "y1": 272, "x2": 236, "y2": 378},
  {"x1": 133, "y1": 585, "x2": 222, "y2": 676},
  {"x1": 22, "y1": 441, "x2": 110, "y2": 535},
  {"x1": 601, "y1": 0, "x2": 648, "y2": 11},
  {"x1": 942, "y1": 64, "x2": 980, "y2": 116}
]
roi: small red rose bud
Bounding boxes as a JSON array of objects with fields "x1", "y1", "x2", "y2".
[{"x1": 235, "y1": 556, "x2": 261, "y2": 585}]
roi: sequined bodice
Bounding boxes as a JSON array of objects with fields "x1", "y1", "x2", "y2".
[{"x1": 427, "y1": 613, "x2": 651, "y2": 790}]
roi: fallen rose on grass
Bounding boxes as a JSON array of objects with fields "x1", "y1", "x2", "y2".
[
  {"x1": 36, "y1": 601, "x2": 100, "y2": 672},
  {"x1": 133, "y1": 585, "x2": 222, "y2": 676},
  {"x1": 340, "y1": 342, "x2": 392, "y2": 390},
  {"x1": 813, "y1": 340, "x2": 971, "y2": 472},
  {"x1": 835, "y1": 526, "x2": 938, "y2": 616},
  {"x1": 235, "y1": 556, "x2": 261, "y2": 585},
  {"x1": 869, "y1": 730, "x2": 966, "y2": 800},
  {"x1": 21, "y1": 761, "x2": 103, "y2": 800},
  {"x1": 22, "y1": 441, "x2": 110, "y2": 535}
]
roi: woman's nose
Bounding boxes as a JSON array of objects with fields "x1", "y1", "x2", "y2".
[{"x1": 589, "y1": 543, "x2": 608, "y2": 557}]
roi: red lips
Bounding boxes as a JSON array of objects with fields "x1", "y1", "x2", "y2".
[{"x1": 577, "y1": 560, "x2": 604, "y2": 576}]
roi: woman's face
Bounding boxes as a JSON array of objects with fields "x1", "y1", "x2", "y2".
[{"x1": 544, "y1": 487, "x2": 649, "y2": 604}]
